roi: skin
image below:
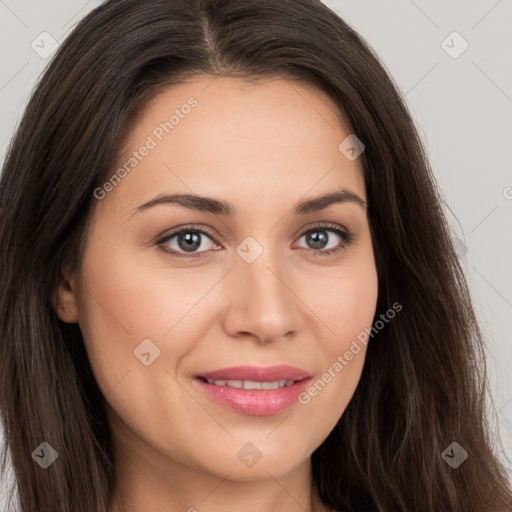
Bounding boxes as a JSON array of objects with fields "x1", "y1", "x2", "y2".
[{"x1": 57, "y1": 76, "x2": 378, "y2": 512}]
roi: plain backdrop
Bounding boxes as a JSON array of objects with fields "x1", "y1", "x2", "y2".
[{"x1": 1, "y1": 0, "x2": 511, "y2": 509}]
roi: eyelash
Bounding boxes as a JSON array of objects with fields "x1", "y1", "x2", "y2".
[{"x1": 156, "y1": 222, "x2": 354, "y2": 259}]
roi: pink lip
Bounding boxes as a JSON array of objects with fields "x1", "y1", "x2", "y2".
[
  {"x1": 196, "y1": 364, "x2": 310, "y2": 382},
  {"x1": 194, "y1": 365, "x2": 312, "y2": 416}
]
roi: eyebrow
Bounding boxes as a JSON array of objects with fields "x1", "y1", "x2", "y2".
[{"x1": 132, "y1": 188, "x2": 366, "y2": 217}]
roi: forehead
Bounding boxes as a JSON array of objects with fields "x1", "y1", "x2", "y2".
[{"x1": 99, "y1": 76, "x2": 365, "y2": 219}]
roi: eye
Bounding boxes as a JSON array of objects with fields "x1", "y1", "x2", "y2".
[
  {"x1": 294, "y1": 223, "x2": 354, "y2": 256},
  {"x1": 157, "y1": 222, "x2": 354, "y2": 258},
  {"x1": 157, "y1": 225, "x2": 218, "y2": 257}
]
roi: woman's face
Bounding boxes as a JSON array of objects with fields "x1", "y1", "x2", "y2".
[{"x1": 58, "y1": 76, "x2": 378, "y2": 483}]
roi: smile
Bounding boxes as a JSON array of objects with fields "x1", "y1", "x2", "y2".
[{"x1": 202, "y1": 378, "x2": 297, "y2": 389}]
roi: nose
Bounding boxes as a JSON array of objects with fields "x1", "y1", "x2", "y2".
[{"x1": 222, "y1": 248, "x2": 301, "y2": 344}]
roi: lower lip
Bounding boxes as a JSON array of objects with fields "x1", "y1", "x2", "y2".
[{"x1": 194, "y1": 377, "x2": 311, "y2": 416}]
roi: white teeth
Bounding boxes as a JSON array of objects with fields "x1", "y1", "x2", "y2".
[
  {"x1": 205, "y1": 378, "x2": 296, "y2": 389},
  {"x1": 226, "y1": 379, "x2": 243, "y2": 388},
  {"x1": 243, "y1": 380, "x2": 262, "y2": 390}
]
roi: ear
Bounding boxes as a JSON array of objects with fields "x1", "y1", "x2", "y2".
[{"x1": 54, "y1": 267, "x2": 79, "y2": 323}]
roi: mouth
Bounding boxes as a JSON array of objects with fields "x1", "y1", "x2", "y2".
[
  {"x1": 196, "y1": 376, "x2": 304, "y2": 389},
  {"x1": 195, "y1": 364, "x2": 311, "y2": 383},
  {"x1": 193, "y1": 365, "x2": 311, "y2": 415}
]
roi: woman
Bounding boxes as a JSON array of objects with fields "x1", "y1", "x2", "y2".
[{"x1": 0, "y1": 1, "x2": 510, "y2": 511}]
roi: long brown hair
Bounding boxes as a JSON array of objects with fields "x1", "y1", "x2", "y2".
[{"x1": 1, "y1": 1, "x2": 510, "y2": 511}]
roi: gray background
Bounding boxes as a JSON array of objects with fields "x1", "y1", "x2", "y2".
[{"x1": 1, "y1": 0, "x2": 511, "y2": 508}]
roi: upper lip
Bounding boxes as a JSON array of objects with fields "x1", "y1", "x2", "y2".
[{"x1": 196, "y1": 365, "x2": 311, "y2": 382}]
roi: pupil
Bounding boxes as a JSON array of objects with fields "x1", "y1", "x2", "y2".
[
  {"x1": 307, "y1": 230, "x2": 327, "y2": 249},
  {"x1": 178, "y1": 232, "x2": 201, "y2": 252}
]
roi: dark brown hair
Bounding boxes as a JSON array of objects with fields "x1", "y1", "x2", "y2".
[{"x1": 1, "y1": 1, "x2": 511, "y2": 511}]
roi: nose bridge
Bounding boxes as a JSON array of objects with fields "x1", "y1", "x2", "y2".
[{"x1": 224, "y1": 236, "x2": 299, "y2": 341}]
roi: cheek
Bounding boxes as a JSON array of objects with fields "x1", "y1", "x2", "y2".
[
  {"x1": 332, "y1": 272, "x2": 378, "y2": 346},
  {"x1": 299, "y1": 250, "x2": 378, "y2": 422},
  {"x1": 317, "y1": 250, "x2": 379, "y2": 354},
  {"x1": 75, "y1": 240, "x2": 230, "y2": 392},
  {"x1": 74, "y1": 245, "x2": 211, "y2": 448}
]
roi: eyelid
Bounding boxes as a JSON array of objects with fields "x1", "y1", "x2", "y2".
[
  {"x1": 156, "y1": 224, "x2": 220, "y2": 257},
  {"x1": 157, "y1": 222, "x2": 354, "y2": 258},
  {"x1": 292, "y1": 222, "x2": 354, "y2": 255}
]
